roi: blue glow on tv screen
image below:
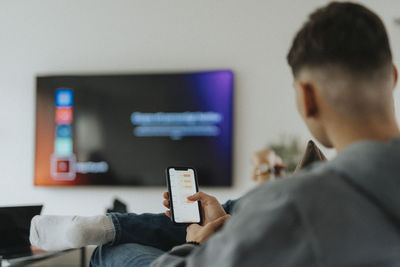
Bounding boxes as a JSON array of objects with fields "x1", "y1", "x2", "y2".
[{"x1": 34, "y1": 70, "x2": 234, "y2": 186}]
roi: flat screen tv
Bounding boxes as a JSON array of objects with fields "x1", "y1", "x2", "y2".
[{"x1": 34, "y1": 70, "x2": 234, "y2": 186}]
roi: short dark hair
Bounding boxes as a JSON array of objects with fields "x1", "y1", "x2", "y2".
[{"x1": 287, "y1": 2, "x2": 392, "y2": 77}]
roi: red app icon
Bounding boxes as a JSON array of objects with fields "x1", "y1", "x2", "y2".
[
  {"x1": 56, "y1": 160, "x2": 70, "y2": 173},
  {"x1": 55, "y1": 107, "x2": 73, "y2": 124},
  {"x1": 51, "y1": 154, "x2": 77, "y2": 181}
]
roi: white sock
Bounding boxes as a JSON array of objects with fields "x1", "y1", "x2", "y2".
[{"x1": 30, "y1": 215, "x2": 115, "y2": 251}]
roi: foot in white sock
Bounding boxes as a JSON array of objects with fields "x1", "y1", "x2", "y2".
[{"x1": 30, "y1": 215, "x2": 115, "y2": 251}]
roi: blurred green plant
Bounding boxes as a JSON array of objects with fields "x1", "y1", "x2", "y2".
[{"x1": 268, "y1": 135, "x2": 305, "y2": 173}]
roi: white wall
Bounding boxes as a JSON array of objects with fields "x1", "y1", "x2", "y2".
[{"x1": 0, "y1": 0, "x2": 399, "y2": 215}]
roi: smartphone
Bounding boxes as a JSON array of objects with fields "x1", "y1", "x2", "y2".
[{"x1": 166, "y1": 167, "x2": 202, "y2": 225}]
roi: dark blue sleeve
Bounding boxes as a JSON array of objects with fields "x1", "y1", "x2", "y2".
[
  {"x1": 222, "y1": 199, "x2": 237, "y2": 214},
  {"x1": 109, "y1": 199, "x2": 238, "y2": 251}
]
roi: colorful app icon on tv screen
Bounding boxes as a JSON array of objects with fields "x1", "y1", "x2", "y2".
[{"x1": 34, "y1": 70, "x2": 234, "y2": 186}]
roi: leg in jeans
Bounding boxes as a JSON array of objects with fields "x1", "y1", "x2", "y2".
[
  {"x1": 90, "y1": 243, "x2": 164, "y2": 267},
  {"x1": 108, "y1": 199, "x2": 236, "y2": 251},
  {"x1": 90, "y1": 199, "x2": 237, "y2": 266},
  {"x1": 107, "y1": 212, "x2": 187, "y2": 251}
]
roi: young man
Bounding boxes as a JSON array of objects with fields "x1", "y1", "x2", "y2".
[{"x1": 92, "y1": 2, "x2": 400, "y2": 266}]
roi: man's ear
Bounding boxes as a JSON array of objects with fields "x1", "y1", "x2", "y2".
[
  {"x1": 299, "y1": 82, "x2": 319, "y2": 118},
  {"x1": 393, "y1": 64, "x2": 398, "y2": 88}
]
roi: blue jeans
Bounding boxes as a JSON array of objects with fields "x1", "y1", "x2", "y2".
[
  {"x1": 90, "y1": 243, "x2": 164, "y2": 267},
  {"x1": 90, "y1": 200, "x2": 236, "y2": 267}
]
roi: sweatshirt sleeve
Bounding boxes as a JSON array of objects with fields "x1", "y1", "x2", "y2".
[{"x1": 151, "y1": 184, "x2": 318, "y2": 267}]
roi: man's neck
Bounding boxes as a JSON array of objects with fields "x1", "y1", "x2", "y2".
[{"x1": 327, "y1": 116, "x2": 400, "y2": 152}]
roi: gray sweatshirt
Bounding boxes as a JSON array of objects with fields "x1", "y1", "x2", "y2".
[{"x1": 151, "y1": 138, "x2": 400, "y2": 267}]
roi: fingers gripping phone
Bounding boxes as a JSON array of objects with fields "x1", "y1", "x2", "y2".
[{"x1": 166, "y1": 167, "x2": 202, "y2": 225}]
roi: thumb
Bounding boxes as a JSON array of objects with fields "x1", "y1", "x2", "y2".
[{"x1": 187, "y1": 192, "x2": 208, "y2": 201}]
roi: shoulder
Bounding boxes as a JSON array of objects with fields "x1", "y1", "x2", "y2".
[{"x1": 235, "y1": 161, "x2": 344, "y2": 214}]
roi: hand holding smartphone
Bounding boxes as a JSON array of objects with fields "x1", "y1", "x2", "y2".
[{"x1": 166, "y1": 167, "x2": 202, "y2": 225}]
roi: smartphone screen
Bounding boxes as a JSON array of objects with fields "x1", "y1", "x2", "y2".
[{"x1": 167, "y1": 167, "x2": 202, "y2": 224}]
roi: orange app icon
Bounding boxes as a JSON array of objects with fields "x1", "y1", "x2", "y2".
[{"x1": 55, "y1": 107, "x2": 73, "y2": 124}]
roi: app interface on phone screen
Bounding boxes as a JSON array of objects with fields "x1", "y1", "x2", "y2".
[{"x1": 169, "y1": 168, "x2": 200, "y2": 223}]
